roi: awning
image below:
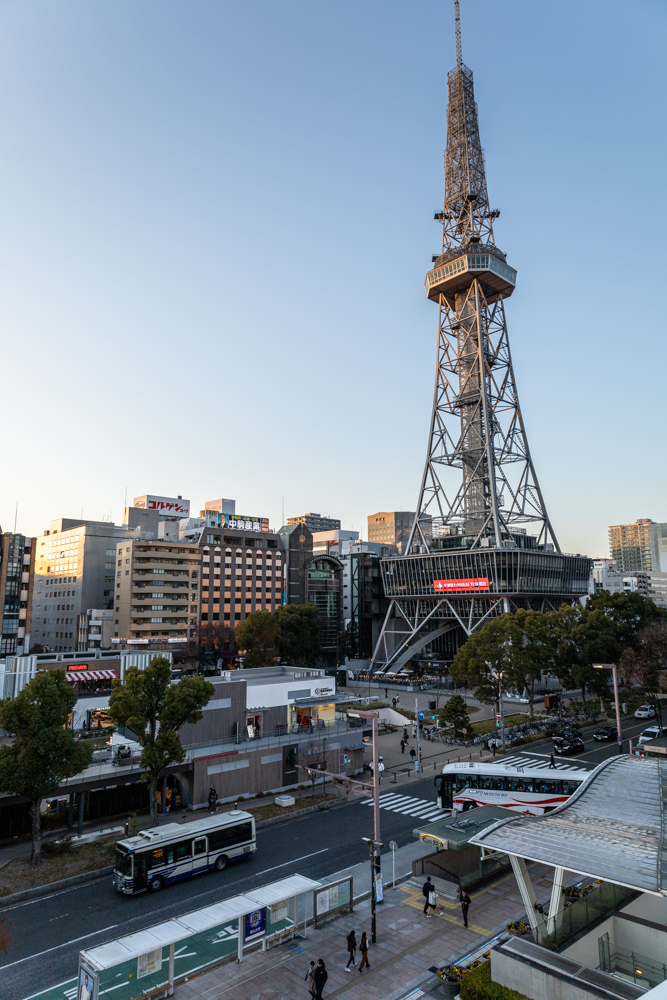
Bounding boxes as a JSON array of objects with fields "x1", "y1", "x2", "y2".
[
  {"x1": 65, "y1": 670, "x2": 117, "y2": 681},
  {"x1": 470, "y1": 756, "x2": 666, "y2": 895}
]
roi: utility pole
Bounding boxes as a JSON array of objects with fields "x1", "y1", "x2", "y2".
[
  {"x1": 415, "y1": 697, "x2": 422, "y2": 772},
  {"x1": 499, "y1": 671, "x2": 506, "y2": 752},
  {"x1": 350, "y1": 708, "x2": 382, "y2": 941}
]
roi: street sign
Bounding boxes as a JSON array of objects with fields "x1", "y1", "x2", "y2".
[{"x1": 418, "y1": 710, "x2": 425, "y2": 721}]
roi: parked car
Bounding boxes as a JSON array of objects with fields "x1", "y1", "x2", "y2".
[
  {"x1": 634, "y1": 705, "x2": 656, "y2": 719},
  {"x1": 593, "y1": 726, "x2": 618, "y2": 742},
  {"x1": 638, "y1": 726, "x2": 667, "y2": 744},
  {"x1": 553, "y1": 735, "x2": 585, "y2": 756}
]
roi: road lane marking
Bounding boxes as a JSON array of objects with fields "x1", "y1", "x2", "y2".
[
  {"x1": 254, "y1": 848, "x2": 328, "y2": 877},
  {"x1": 0, "y1": 923, "x2": 118, "y2": 971}
]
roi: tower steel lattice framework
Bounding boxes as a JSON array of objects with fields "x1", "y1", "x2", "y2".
[{"x1": 371, "y1": 2, "x2": 590, "y2": 675}]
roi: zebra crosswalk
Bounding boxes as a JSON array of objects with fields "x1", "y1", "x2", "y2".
[{"x1": 362, "y1": 792, "x2": 446, "y2": 822}]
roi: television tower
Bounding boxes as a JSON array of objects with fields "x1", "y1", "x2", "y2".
[{"x1": 372, "y1": 2, "x2": 590, "y2": 674}]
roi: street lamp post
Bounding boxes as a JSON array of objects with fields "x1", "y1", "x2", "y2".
[
  {"x1": 349, "y1": 707, "x2": 382, "y2": 940},
  {"x1": 499, "y1": 671, "x2": 506, "y2": 752},
  {"x1": 594, "y1": 663, "x2": 623, "y2": 754}
]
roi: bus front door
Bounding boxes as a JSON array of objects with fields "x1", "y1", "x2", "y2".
[
  {"x1": 134, "y1": 852, "x2": 148, "y2": 892},
  {"x1": 193, "y1": 836, "x2": 208, "y2": 873},
  {"x1": 434, "y1": 775, "x2": 453, "y2": 809}
]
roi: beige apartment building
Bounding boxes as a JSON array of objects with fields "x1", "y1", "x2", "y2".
[
  {"x1": 608, "y1": 518, "x2": 667, "y2": 573},
  {"x1": 113, "y1": 539, "x2": 200, "y2": 648}
]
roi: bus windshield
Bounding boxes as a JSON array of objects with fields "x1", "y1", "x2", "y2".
[{"x1": 115, "y1": 847, "x2": 133, "y2": 877}]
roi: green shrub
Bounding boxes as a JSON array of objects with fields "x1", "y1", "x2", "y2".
[{"x1": 460, "y1": 961, "x2": 531, "y2": 1000}]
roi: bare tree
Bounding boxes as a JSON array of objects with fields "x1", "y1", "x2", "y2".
[
  {"x1": 621, "y1": 622, "x2": 667, "y2": 728},
  {"x1": 296, "y1": 738, "x2": 328, "y2": 796}
]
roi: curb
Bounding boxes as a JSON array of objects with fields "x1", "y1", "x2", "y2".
[
  {"x1": 0, "y1": 798, "x2": 354, "y2": 908},
  {"x1": 255, "y1": 795, "x2": 351, "y2": 829},
  {"x1": 0, "y1": 864, "x2": 114, "y2": 908}
]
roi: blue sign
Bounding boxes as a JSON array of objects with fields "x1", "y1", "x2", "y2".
[
  {"x1": 245, "y1": 908, "x2": 266, "y2": 939},
  {"x1": 418, "y1": 710, "x2": 425, "y2": 720}
]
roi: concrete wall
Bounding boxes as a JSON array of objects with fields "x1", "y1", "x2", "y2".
[
  {"x1": 192, "y1": 745, "x2": 341, "y2": 806},
  {"x1": 179, "y1": 679, "x2": 246, "y2": 746},
  {"x1": 493, "y1": 948, "x2": 611, "y2": 1000}
]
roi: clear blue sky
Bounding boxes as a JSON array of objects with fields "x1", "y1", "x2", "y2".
[{"x1": 1, "y1": 0, "x2": 665, "y2": 558}]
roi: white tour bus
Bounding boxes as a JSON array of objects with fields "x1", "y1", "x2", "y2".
[
  {"x1": 434, "y1": 752, "x2": 598, "y2": 817},
  {"x1": 113, "y1": 809, "x2": 256, "y2": 895}
]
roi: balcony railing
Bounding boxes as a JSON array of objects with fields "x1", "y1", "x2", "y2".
[{"x1": 599, "y1": 935, "x2": 667, "y2": 989}]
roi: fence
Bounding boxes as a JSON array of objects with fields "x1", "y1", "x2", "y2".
[
  {"x1": 599, "y1": 934, "x2": 667, "y2": 988},
  {"x1": 78, "y1": 874, "x2": 319, "y2": 1000}
]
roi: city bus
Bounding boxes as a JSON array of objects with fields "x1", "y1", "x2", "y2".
[
  {"x1": 434, "y1": 752, "x2": 598, "y2": 817},
  {"x1": 113, "y1": 809, "x2": 256, "y2": 895}
]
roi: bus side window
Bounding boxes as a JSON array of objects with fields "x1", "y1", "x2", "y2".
[
  {"x1": 209, "y1": 822, "x2": 253, "y2": 852},
  {"x1": 150, "y1": 847, "x2": 165, "y2": 868},
  {"x1": 467, "y1": 775, "x2": 479, "y2": 789},
  {"x1": 519, "y1": 778, "x2": 534, "y2": 792},
  {"x1": 453, "y1": 773, "x2": 467, "y2": 792},
  {"x1": 193, "y1": 837, "x2": 207, "y2": 856},
  {"x1": 489, "y1": 777, "x2": 504, "y2": 790},
  {"x1": 479, "y1": 777, "x2": 492, "y2": 790},
  {"x1": 537, "y1": 780, "x2": 559, "y2": 794}
]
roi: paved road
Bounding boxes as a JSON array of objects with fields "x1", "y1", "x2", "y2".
[
  {"x1": 2, "y1": 712, "x2": 651, "y2": 1000},
  {"x1": 1, "y1": 780, "x2": 439, "y2": 1000}
]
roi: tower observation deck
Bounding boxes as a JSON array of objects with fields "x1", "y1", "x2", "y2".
[{"x1": 371, "y1": 3, "x2": 590, "y2": 675}]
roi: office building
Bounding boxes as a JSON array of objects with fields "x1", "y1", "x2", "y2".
[
  {"x1": 197, "y1": 524, "x2": 283, "y2": 630},
  {"x1": 113, "y1": 538, "x2": 200, "y2": 648},
  {"x1": 590, "y1": 559, "x2": 667, "y2": 611},
  {"x1": 30, "y1": 518, "x2": 138, "y2": 654},
  {"x1": 311, "y1": 529, "x2": 359, "y2": 557},
  {"x1": 286, "y1": 512, "x2": 341, "y2": 533},
  {"x1": 367, "y1": 511, "x2": 415, "y2": 553},
  {"x1": 0, "y1": 531, "x2": 36, "y2": 656},
  {"x1": 609, "y1": 519, "x2": 667, "y2": 573},
  {"x1": 278, "y1": 524, "x2": 313, "y2": 605}
]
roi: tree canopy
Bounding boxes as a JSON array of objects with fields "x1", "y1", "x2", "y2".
[
  {"x1": 234, "y1": 610, "x2": 280, "y2": 668},
  {"x1": 0, "y1": 670, "x2": 93, "y2": 861},
  {"x1": 274, "y1": 603, "x2": 321, "y2": 666},
  {"x1": 108, "y1": 657, "x2": 213, "y2": 825},
  {"x1": 439, "y1": 694, "x2": 470, "y2": 736}
]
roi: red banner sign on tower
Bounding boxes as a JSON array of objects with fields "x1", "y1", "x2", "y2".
[{"x1": 433, "y1": 577, "x2": 490, "y2": 592}]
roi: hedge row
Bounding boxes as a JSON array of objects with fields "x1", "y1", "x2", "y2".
[{"x1": 459, "y1": 961, "x2": 531, "y2": 1000}]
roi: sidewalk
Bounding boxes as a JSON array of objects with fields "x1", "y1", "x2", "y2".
[{"x1": 171, "y1": 845, "x2": 555, "y2": 1000}]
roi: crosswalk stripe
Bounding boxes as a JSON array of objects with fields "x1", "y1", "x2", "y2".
[
  {"x1": 365, "y1": 795, "x2": 424, "y2": 808},
  {"x1": 362, "y1": 793, "x2": 447, "y2": 820}
]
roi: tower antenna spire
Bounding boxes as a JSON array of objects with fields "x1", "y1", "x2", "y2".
[{"x1": 454, "y1": 0, "x2": 462, "y2": 69}]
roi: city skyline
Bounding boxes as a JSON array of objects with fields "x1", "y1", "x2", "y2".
[{"x1": 1, "y1": 1, "x2": 665, "y2": 558}]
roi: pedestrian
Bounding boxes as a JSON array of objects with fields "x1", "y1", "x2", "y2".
[
  {"x1": 314, "y1": 958, "x2": 328, "y2": 998},
  {"x1": 400, "y1": 738, "x2": 406, "y2": 754},
  {"x1": 412, "y1": 723, "x2": 417, "y2": 737},
  {"x1": 460, "y1": 889, "x2": 471, "y2": 928},
  {"x1": 304, "y1": 961, "x2": 317, "y2": 998},
  {"x1": 410, "y1": 746, "x2": 416, "y2": 764},
  {"x1": 385, "y1": 687, "x2": 388, "y2": 698},
  {"x1": 378, "y1": 757, "x2": 385, "y2": 783},
  {"x1": 207, "y1": 787, "x2": 217, "y2": 812},
  {"x1": 549, "y1": 752, "x2": 556, "y2": 769},
  {"x1": 345, "y1": 929, "x2": 357, "y2": 970},
  {"x1": 358, "y1": 932, "x2": 370, "y2": 972},
  {"x1": 492, "y1": 742, "x2": 496, "y2": 758},
  {"x1": 392, "y1": 697, "x2": 397, "y2": 709},
  {"x1": 395, "y1": 694, "x2": 400, "y2": 706},
  {"x1": 403, "y1": 726, "x2": 408, "y2": 741},
  {"x1": 422, "y1": 876, "x2": 435, "y2": 916}
]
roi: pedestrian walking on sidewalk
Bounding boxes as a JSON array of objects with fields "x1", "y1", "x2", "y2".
[
  {"x1": 392, "y1": 697, "x2": 397, "y2": 708},
  {"x1": 422, "y1": 876, "x2": 435, "y2": 915},
  {"x1": 358, "y1": 932, "x2": 370, "y2": 972},
  {"x1": 304, "y1": 960, "x2": 316, "y2": 998},
  {"x1": 460, "y1": 889, "x2": 471, "y2": 928},
  {"x1": 400, "y1": 738, "x2": 406, "y2": 754},
  {"x1": 207, "y1": 787, "x2": 217, "y2": 812},
  {"x1": 345, "y1": 929, "x2": 357, "y2": 970},
  {"x1": 314, "y1": 958, "x2": 328, "y2": 998},
  {"x1": 385, "y1": 687, "x2": 388, "y2": 698},
  {"x1": 410, "y1": 746, "x2": 416, "y2": 765},
  {"x1": 378, "y1": 757, "x2": 385, "y2": 783}
]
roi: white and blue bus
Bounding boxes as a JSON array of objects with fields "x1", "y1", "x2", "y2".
[{"x1": 113, "y1": 809, "x2": 256, "y2": 895}]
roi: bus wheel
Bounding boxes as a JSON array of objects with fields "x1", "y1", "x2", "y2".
[
  {"x1": 148, "y1": 875, "x2": 164, "y2": 893},
  {"x1": 215, "y1": 855, "x2": 228, "y2": 872}
]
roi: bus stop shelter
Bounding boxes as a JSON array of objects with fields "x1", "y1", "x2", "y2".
[{"x1": 77, "y1": 874, "x2": 320, "y2": 1000}]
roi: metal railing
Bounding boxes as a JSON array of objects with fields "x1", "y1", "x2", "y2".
[{"x1": 599, "y1": 934, "x2": 667, "y2": 988}]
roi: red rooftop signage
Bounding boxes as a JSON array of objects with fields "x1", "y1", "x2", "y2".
[{"x1": 434, "y1": 577, "x2": 490, "y2": 593}]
